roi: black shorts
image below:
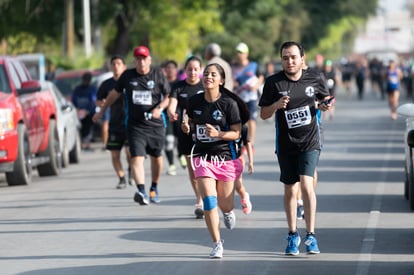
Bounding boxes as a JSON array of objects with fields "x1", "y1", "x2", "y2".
[
  {"x1": 342, "y1": 73, "x2": 351, "y2": 82},
  {"x1": 277, "y1": 150, "x2": 320, "y2": 185},
  {"x1": 177, "y1": 131, "x2": 194, "y2": 156},
  {"x1": 106, "y1": 129, "x2": 128, "y2": 151},
  {"x1": 128, "y1": 126, "x2": 165, "y2": 158}
]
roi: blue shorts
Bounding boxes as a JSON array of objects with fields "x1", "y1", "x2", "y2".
[
  {"x1": 246, "y1": 100, "x2": 258, "y2": 121},
  {"x1": 277, "y1": 150, "x2": 320, "y2": 185},
  {"x1": 101, "y1": 107, "x2": 110, "y2": 122}
]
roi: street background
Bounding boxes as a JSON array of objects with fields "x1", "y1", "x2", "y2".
[{"x1": 1, "y1": 88, "x2": 413, "y2": 275}]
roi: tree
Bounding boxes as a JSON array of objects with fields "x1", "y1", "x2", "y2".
[
  {"x1": 0, "y1": 0, "x2": 380, "y2": 67},
  {"x1": 99, "y1": 0, "x2": 223, "y2": 64}
]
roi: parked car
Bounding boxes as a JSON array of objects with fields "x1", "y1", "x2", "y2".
[
  {"x1": 54, "y1": 69, "x2": 108, "y2": 101},
  {"x1": 0, "y1": 56, "x2": 61, "y2": 186},
  {"x1": 54, "y1": 69, "x2": 112, "y2": 143},
  {"x1": 397, "y1": 103, "x2": 414, "y2": 210},
  {"x1": 42, "y1": 81, "x2": 81, "y2": 167},
  {"x1": 17, "y1": 53, "x2": 47, "y2": 83}
]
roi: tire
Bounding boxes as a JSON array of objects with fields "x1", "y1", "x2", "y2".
[
  {"x1": 69, "y1": 129, "x2": 81, "y2": 164},
  {"x1": 409, "y1": 149, "x2": 414, "y2": 210},
  {"x1": 6, "y1": 124, "x2": 32, "y2": 186},
  {"x1": 404, "y1": 165, "x2": 409, "y2": 200},
  {"x1": 61, "y1": 131, "x2": 69, "y2": 168},
  {"x1": 37, "y1": 119, "x2": 62, "y2": 176}
]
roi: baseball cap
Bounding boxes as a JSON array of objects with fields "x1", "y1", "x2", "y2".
[
  {"x1": 236, "y1": 42, "x2": 249, "y2": 53},
  {"x1": 133, "y1": 46, "x2": 150, "y2": 57}
]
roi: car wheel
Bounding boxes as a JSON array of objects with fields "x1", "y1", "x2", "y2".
[
  {"x1": 409, "y1": 148, "x2": 414, "y2": 210},
  {"x1": 37, "y1": 119, "x2": 62, "y2": 176},
  {"x1": 69, "y1": 129, "x2": 81, "y2": 164},
  {"x1": 61, "y1": 131, "x2": 69, "y2": 168},
  {"x1": 404, "y1": 165, "x2": 409, "y2": 200},
  {"x1": 6, "y1": 124, "x2": 32, "y2": 186}
]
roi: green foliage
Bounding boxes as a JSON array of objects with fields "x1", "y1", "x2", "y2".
[
  {"x1": 53, "y1": 48, "x2": 107, "y2": 70},
  {"x1": 6, "y1": 33, "x2": 37, "y2": 55},
  {"x1": 215, "y1": 0, "x2": 286, "y2": 62},
  {"x1": 0, "y1": 0, "x2": 64, "y2": 41},
  {"x1": 134, "y1": 0, "x2": 223, "y2": 65},
  {"x1": 299, "y1": 0, "x2": 378, "y2": 54},
  {"x1": 307, "y1": 17, "x2": 363, "y2": 60},
  {"x1": 0, "y1": 0, "x2": 380, "y2": 66}
]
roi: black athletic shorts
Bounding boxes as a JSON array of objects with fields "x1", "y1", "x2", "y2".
[
  {"x1": 277, "y1": 150, "x2": 320, "y2": 185},
  {"x1": 106, "y1": 129, "x2": 128, "y2": 151},
  {"x1": 128, "y1": 126, "x2": 165, "y2": 158},
  {"x1": 177, "y1": 131, "x2": 194, "y2": 156}
]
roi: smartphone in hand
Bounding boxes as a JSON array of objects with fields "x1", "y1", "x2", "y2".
[{"x1": 321, "y1": 96, "x2": 335, "y2": 106}]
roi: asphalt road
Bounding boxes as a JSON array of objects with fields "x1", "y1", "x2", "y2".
[{"x1": 1, "y1": 88, "x2": 413, "y2": 275}]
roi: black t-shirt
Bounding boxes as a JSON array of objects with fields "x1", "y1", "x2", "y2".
[
  {"x1": 170, "y1": 80, "x2": 204, "y2": 124},
  {"x1": 259, "y1": 69, "x2": 329, "y2": 154},
  {"x1": 187, "y1": 92, "x2": 241, "y2": 161},
  {"x1": 114, "y1": 67, "x2": 170, "y2": 128},
  {"x1": 97, "y1": 77, "x2": 126, "y2": 132}
]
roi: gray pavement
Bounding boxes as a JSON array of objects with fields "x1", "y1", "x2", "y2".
[{"x1": 1, "y1": 88, "x2": 414, "y2": 275}]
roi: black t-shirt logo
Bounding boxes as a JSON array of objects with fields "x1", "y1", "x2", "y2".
[
  {"x1": 212, "y1": 110, "x2": 223, "y2": 121},
  {"x1": 305, "y1": 86, "x2": 315, "y2": 97},
  {"x1": 147, "y1": 80, "x2": 155, "y2": 89}
]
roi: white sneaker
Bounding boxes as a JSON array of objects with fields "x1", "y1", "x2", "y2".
[
  {"x1": 223, "y1": 211, "x2": 236, "y2": 230},
  {"x1": 179, "y1": 155, "x2": 187, "y2": 168},
  {"x1": 167, "y1": 164, "x2": 177, "y2": 176},
  {"x1": 209, "y1": 240, "x2": 223, "y2": 258},
  {"x1": 297, "y1": 204, "x2": 304, "y2": 220}
]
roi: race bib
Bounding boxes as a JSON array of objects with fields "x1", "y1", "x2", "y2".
[
  {"x1": 196, "y1": 124, "x2": 221, "y2": 143},
  {"x1": 132, "y1": 90, "x2": 152, "y2": 105},
  {"x1": 284, "y1": 106, "x2": 311, "y2": 129}
]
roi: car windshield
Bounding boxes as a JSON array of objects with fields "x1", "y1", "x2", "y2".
[
  {"x1": 0, "y1": 65, "x2": 12, "y2": 94},
  {"x1": 54, "y1": 72, "x2": 104, "y2": 100},
  {"x1": 54, "y1": 76, "x2": 83, "y2": 98}
]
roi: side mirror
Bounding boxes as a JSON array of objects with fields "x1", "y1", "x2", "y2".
[
  {"x1": 61, "y1": 104, "x2": 73, "y2": 113},
  {"x1": 17, "y1": 80, "x2": 41, "y2": 95}
]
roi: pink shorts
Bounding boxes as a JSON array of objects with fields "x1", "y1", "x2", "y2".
[{"x1": 192, "y1": 157, "x2": 243, "y2": 182}]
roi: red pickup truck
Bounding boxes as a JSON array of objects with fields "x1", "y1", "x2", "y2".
[{"x1": 0, "y1": 56, "x2": 61, "y2": 186}]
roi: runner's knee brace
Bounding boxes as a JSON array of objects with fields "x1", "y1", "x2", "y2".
[{"x1": 203, "y1": 196, "x2": 217, "y2": 211}]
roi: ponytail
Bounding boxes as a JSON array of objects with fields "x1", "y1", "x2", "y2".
[{"x1": 220, "y1": 86, "x2": 250, "y2": 124}]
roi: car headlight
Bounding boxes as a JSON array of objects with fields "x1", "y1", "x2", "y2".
[{"x1": 0, "y1": 109, "x2": 14, "y2": 135}]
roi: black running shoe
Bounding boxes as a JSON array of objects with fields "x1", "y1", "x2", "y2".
[
  {"x1": 133, "y1": 191, "x2": 148, "y2": 205},
  {"x1": 116, "y1": 177, "x2": 127, "y2": 189}
]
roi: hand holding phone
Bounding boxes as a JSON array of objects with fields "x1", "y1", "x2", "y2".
[{"x1": 321, "y1": 96, "x2": 335, "y2": 106}]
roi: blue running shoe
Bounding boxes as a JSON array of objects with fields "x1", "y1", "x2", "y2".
[
  {"x1": 285, "y1": 232, "x2": 301, "y2": 256},
  {"x1": 134, "y1": 191, "x2": 148, "y2": 205},
  {"x1": 304, "y1": 234, "x2": 320, "y2": 254},
  {"x1": 149, "y1": 188, "x2": 161, "y2": 203}
]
